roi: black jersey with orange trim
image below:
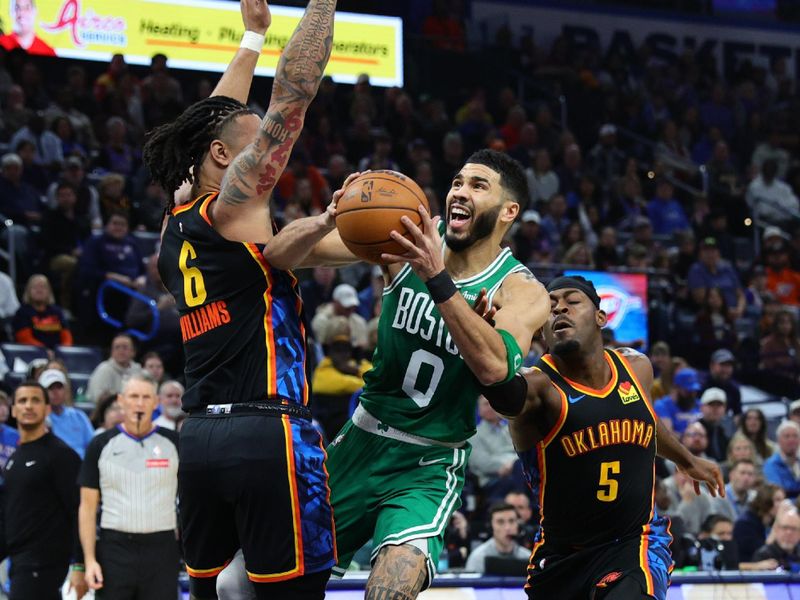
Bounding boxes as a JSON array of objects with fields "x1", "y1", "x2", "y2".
[
  {"x1": 519, "y1": 349, "x2": 658, "y2": 552},
  {"x1": 157, "y1": 192, "x2": 310, "y2": 411}
]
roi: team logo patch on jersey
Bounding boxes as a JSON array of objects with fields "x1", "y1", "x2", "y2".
[
  {"x1": 618, "y1": 381, "x2": 641, "y2": 405},
  {"x1": 146, "y1": 459, "x2": 170, "y2": 468},
  {"x1": 596, "y1": 571, "x2": 623, "y2": 588}
]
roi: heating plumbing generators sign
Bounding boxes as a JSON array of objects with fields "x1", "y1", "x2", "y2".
[{"x1": 0, "y1": 0, "x2": 403, "y2": 87}]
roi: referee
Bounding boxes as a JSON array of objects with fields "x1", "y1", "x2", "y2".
[{"x1": 78, "y1": 374, "x2": 180, "y2": 599}]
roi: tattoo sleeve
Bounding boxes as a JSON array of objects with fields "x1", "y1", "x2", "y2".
[{"x1": 218, "y1": 0, "x2": 337, "y2": 207}]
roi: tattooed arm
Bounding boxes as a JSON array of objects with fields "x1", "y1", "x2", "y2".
[
  {"x1": 211, "y1": 0, "x2": 272, "y2": 103},
  {"x1": 210, "y1": 0, "x2": 337, "y2": 243}
]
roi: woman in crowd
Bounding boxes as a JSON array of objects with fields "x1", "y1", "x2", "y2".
[
  {"x1": 12, "y1": 274, "x2": 73, "y2": 350},
  {"x1": 738, "y1": 408, "x2": 777, "y2": 462}
]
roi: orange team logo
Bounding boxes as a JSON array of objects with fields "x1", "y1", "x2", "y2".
[
  {"x1": 596, "y1": 571, "x2": 623, "y2": 588},
  {"x1": 618, "y1": 381, "x2": 641, "y2": 405}
]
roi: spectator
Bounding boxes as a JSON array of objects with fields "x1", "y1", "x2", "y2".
[
  {"x1": 12, "y1": 274, "x2": 72, "y2": 350},
  {"x1": 539, "y1": 194, "x2": 570, "y2": 250},
  {"x1": 464, "y1": 503, "x2": 530, "y2": 573},
  {"x1": 469, "y1": 396, "x2": 522, "y2": 501},
  {"x1": 311, "y1": 284, "x2": 369, "y2": 351},
  {"x1": 513, "y1": 210, "x2": 551, "y2": 264},
  {"x1": 654, "y1": 368, "x2": 703, "y2": 434},
  {"x1": 697, "y1": 387, "x2": 729, "y2": 463},
  {"x1": 2, "y1": 380, "x2": 84, "y2": 600},
  {"x1": 734, "y1": 483, "x2": 785, "y2": 562},
  {"x1": 555, "y1": 143, "x2": 582, "y2": 196},
  {"x1": 0, "y1": 390, "x2": 18, "y2": 482},
  {"x1": 763, "y1": 421, "x2": 800, "y2": 499},
  {"x1": 422, "y1": 0, "x2": 466, "y2": 52},
  {"x1": 752, "y1": 510, "x2": 800, "y2": 571},
  {"x1": 505, "y1": 490, "x2": 537, "y2": 549},
  {"x1": 693, "y1": 287, "x2": 737, "y2": 363},
  {"x1": 9, "y1": 112, "x2": 63, "y2": 170},
  {"x1": 311, "y1": 320, "x2": 371, "y2": 441},
  {"x1": 587, "y1": 124, "x2": 626, "y2": 187},
  {"x1": 722, "y1": 458, "x2": 758, "y2": 520},
  {"x1": 647, "y1": 179, "x2": 690, "y2": 236},
  {"x1": 95, "y1": 116, "x2": 139, "y2": 178},
  {"x1": 525, "y1": 148, "x2": 559, "y2": 205},
  {"x1": 41, "y1": 181, "x2": 91, "y2": 308},
  {"x1": 51, "y1": 116, "x2": 87, "y2": 160},
  {"x1": 722, "y1": 434, "x2": 760, "y2": 478},
  {"x1": 649, "y1": 342, "x2": 675, "y2": 399},
  {"x1": 703, "y1": 348, "x2": 742, "y2": 416},
  {"x1": 142, "y1": 351, "x2": 165, "y2": 385},
  {"x1": 97, "y1": 173, "x2": 130, "y2": 221},
  {"x1": 683, "y1": 515, "x2": 741, "y2": 571},
  {"x1": 0, "y1": 270, "x2": 20, "y2": 320},
  {"x1": 38, "y1": 368, "x2": 93, "y2": 458},
  {"x1": 687, "y1": 236, "x2": 746, "y2": 318},
  {"x1": 752, "y1": 131, "x2": 790, "y2": 181},
  {"x1": 79, "y1": 375, "x2": 180, "y2": 599},
  {"x1": 89, "y1": 393, "x2": 124, "y2": 434},
  {"x1": 444, "y1": 511, "x2": 471, "y2": 569},
  {"x1": 45, "y1": 156, "x2": 102, "y2": 229},
  {"x1": 276, "y1": 150, "x2": 331, "y2": 215},
  {"x1": 153, "y1": 380, "x2": 184, "y2": 431},
  {"x1": 15, "y1": 138, "x2": 51, "y2": 194},
  {"x1": 300, "y1": 266, "x2": 337, "y2": 319},
  {"x1": 86, "y1": 334, "x2": 144, "y2": 403},
  {"x1": 357, "y1": 265, "x2": 385, "y2": 322},
  {"x1": 746, "y1": 159, "x2": 799, "y2": 227},
  {"x1": 357, "y1": 130, "x2": 399, "y2": 172},
  {"x1": 593, "y1": 226, "x2": 621, "y2": 270},
  {"x1": 0, "y1": 152, "x2": 43, "y2": 227},
  {"x1": 764, "y1": 240, "x2": 800, "y2": 308},
  {"x1": 759, "y1": 310, "x2": 800, "y2": 384},
  {"x1": 739, "y1": 408, "x2": 777, "y2": 462}
]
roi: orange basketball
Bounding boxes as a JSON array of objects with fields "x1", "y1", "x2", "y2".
[{"x1": 335, "y1": 170, "x2": 429, "y2": 264}]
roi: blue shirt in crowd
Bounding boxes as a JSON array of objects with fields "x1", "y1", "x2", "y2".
[
  {"x1": 653, "y1": 396, "x2": 701, "y2": 435},
  {"x1": 48, "y1": 407, "x2": 94, "y2": 459},
  {"x1": 647, "y1": 198, "x2": 690, "y2": 235},
  {"x1": 0, "y1": 424, "x2": 19, "y2": 484},
  {"x1": 687, "y1": 261, "x2": 742, "y2": 308}
]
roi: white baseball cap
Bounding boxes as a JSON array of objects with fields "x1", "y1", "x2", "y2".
[
  {"x1": 38, "y1": 369, "x2": 67, "y2": 389},
  {"x1": 333, "y1": 284, "x2": 360, "y2": 308},
  {"x1": 700, "y1": 387, "x2": 727, "y2": 405}
]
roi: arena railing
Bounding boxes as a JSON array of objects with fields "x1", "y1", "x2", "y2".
[
  {"x1": 0, "y1": 219, "x2": 16, "y2": 286},
  {"x1": 95, "y1": 280, "x2": 160, "y2": 342}
]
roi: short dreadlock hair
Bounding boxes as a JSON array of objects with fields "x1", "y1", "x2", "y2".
[{"x1": 143, "y1": 95, "x2": 256, "y2": 209}]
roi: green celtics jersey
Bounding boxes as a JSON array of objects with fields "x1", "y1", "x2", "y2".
[{"x1": 360, "y1": 244, "x2": 531, "y2": 443}]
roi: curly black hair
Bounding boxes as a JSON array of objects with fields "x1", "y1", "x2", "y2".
[{"x1": 143, "y1": 95, "x2": 256, "y2": 210}]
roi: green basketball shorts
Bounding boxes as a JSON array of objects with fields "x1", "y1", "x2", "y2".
[{"x1": 326, "y1": 417, "x2": 470, "y2": 586}]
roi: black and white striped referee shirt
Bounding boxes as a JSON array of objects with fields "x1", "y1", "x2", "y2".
[{"x1": 78, "y1": 425, "x2": 179, "y2": 533}]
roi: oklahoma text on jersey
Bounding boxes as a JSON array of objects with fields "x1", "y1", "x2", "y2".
[{"x1": 559, "y1": 418, "x2": 654, "y2": 458}]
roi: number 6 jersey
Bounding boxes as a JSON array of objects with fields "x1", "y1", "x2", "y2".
[
  {"x1": 157, "y1": 192, "x2": 309, "y2": 411},
  {"x1": 360, "y1": 229, "x2": 530, "y2": 444}
]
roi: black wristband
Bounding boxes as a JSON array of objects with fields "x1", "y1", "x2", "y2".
[{"x1": 426, "y1": 270, "x2": 457, "y2": 304}]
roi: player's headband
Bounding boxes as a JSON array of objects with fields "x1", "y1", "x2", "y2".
[{"x1": 546, "y1": 276, "x2": 601, "y2": 308}]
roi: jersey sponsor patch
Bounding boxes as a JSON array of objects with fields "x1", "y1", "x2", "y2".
[
  {"x1": 145, "y1": 459, "x2": 170, "y2": 468},
  {"x1": 618, "y1": 381, "x2": 641, "y2": 405},
  {"x1": 596, "y1": 570, "x2": 623, "y2": 588}
]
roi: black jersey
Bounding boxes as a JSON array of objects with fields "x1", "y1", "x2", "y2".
[
  {"x1": 519, "y1": 349, "x2": 658, "y2": 552},
  {"x1": 158, "y1": 192, "x2": 309, "y2": 411}
]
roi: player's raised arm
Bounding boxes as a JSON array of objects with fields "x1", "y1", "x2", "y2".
[
  {"x1": 383, "y1": 206, "x2": 549, "y2": 386},
  {"x1": 211, "y1": 0, "x2": 272, "y2": 103},
  {"x1": 211, "y1": 0, "x2": 337, "y2": 240},
  {"x1": 617, "y1": 347, "x2": 726, "y2": 498}
]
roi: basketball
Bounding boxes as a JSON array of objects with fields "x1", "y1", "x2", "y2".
[{"x1": 335, "y1": 170, "x2": 430, "y2": 265}]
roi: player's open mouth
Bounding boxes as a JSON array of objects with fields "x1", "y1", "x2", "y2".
[
  {"x1": 448, "y1": 204, "x2": 472, "y2": 231},
  {"x1": 553, "y1": 320, "x2": 573, "y2": 333}
]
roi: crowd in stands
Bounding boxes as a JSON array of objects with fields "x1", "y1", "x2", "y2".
[{"x1": 0, "y1": 0, "x2": 800, "y2": 580}]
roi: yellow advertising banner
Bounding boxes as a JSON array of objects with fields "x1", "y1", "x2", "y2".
[{"x1": 0, "y1": 0, "x2": 403, "y2": 86}]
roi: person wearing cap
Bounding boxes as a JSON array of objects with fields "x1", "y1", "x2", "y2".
[
  {"x1": 764, "y1": 238, "x2": 800, "y2": 307},
  {"x1": 698, "y1": 387, "x2": 730, "y2": 462},
  {"x1": 654, "y1": 368, "x2": 703, "y2": 435},
  {"x1": 311, "y1": 283, "x2": 369, "y2": 351},
  {"x1": 587, "y1": 123, "x2": 626, "y2": 185},
  {"x1": 2, "y1": 380, "x2": 85, "y2": 600},
  {"x1": 46, "y1": 155, "x2": 102, "y2": 230},
  {"x1": 703, "y1": 348, "x2": 742, "y2": 416},
  {"x1": 513, "y1": 210, "x2": 551, "y2": 264},
  {"x1": 688, "y1": 236, "x2": 746, "y2": 318},
  {"x1": 39, "y1": 367, "x2": 94, "y2": 459},
  {"x1": 763, "y1": 420, "x2": 800, "y2": 499},
  {"x1": 647, "y1": 179, "x2": 690, "y2": 236}
]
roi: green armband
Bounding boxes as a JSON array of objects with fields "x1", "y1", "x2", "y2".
[{"x1": 495, "y1": 329, "x2": 524, "y2": 384}]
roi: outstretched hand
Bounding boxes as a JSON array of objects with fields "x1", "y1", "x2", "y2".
[
  {"x1": 322, "y1": 171, "x2": 363, "y2": 228},
  {"x1": 381, "y1": 205, "x2": 446, "y2": 281},
  {"x1": 678, "y1": 455, "x2": 725, "y2": 497},
  {"x1": 473, "y1": 288, "x2": 497, "y2": 325},
  {"x1": 241, "y1": 0, "x2": 271, "y2": 34}
]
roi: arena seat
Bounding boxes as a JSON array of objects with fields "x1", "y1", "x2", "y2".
[
  {"x1": 0, "y1": 344, "x2": 49, "y2": 372},
  {"x1": 55, "y1": 345, "x2": 103, "y2": 375}
]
